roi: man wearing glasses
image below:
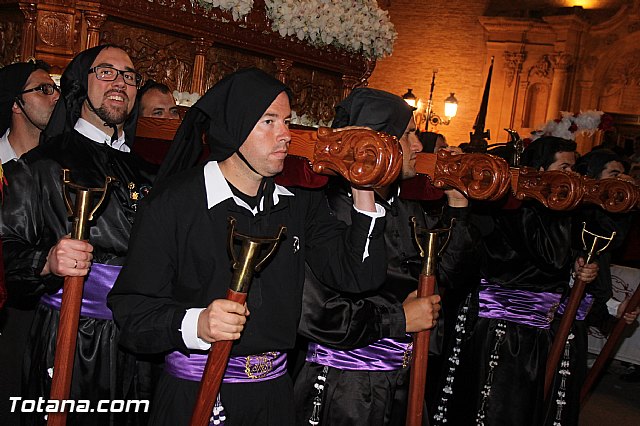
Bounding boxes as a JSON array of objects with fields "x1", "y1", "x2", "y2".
[
  {"x1": 0, "y1": 59, "x2": 59, "y2": 426},
  {"x1": 0, "y1": 60, "x2": 59, "y2": 164},
  {"x1": 0, "y1": 45, "x2": 155, "y2": 425}
]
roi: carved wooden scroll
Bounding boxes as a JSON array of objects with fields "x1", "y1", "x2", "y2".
[
  {"x1": 581, "y1": 177, "x2": 639, "y2": 213},
  {"x1": 512, "y1": 167, "x2": 585, "y2": 211},
  {"x1": 288, "y1": 127, "x2": 402, "y2": 188},
  {"x1": 511, "y1": 168, "x2": 640, "y2": 212},
  {"x1": 431, "y1": 150, "x2": 511, "y2": 202}
]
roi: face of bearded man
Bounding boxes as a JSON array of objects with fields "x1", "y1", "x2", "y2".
[{"x1": 83, "y1": 47, "x2": 137, "y2": 130}]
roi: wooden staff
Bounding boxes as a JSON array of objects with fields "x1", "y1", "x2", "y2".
[
  {"x1": 580, "y1": 281, "x2": 640, "y2": 403},
  {"x1": 406, "y1": 218, "x2": 454, "y2": 426},
  {"x1": 543, "y1": 223, "x2": 616, "y2": 401},
  {"x1": 48, "y1": 170, "x2": 114, "y2": 426},
  {"x1": 190, "y1": 218, "x2": 285, "y2": 426}
]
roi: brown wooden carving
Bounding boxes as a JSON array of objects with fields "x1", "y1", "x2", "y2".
[
  {"x1": 431, "y1": 150, "x2": 511, "y2": 201},
  {"x1": 288, "y1": 65, "x2": 343, "y2": 124},
  {"x1": 100, "y1": 23, "x2": 195, "y2": 92},
  {"x1": 312, "y1": 127, "x2": 402, "y2": 188},
  {"x1": 581, "y1": 177, "x2": 639, "y2": 213},
  {"x1": 18, "y1": 2, "x2": 36, "y2": 60},
  {"x1": 513, "y1": 168, "x2": 584, "y2": 210},
  {"x1": 38, "y1": 12, "x2": 73, "y2": 50},
  {"x1": 203, "y1": 45, "x2": 276, "y2": 93},
  {"x1": 0, "y1": 15, "x2": 22, "y2": 65}
]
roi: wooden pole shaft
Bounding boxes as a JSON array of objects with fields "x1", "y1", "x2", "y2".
[
  {"x1": 406, "y1": 274, "x2": 436, "y2": 426},
  {"x1": 190, "y1": 289, "x2": 247, "y2": 426},
  {"x1": 47, "y1": 275, "x2": 86, "y2": 426}
]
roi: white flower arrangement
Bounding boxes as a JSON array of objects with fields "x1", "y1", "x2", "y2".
[
  {"x1": 192, "y1": 0, "x2": 396, "y2": 58},
  {"x1": 291, "y1": 110, "x2": 332, "y2": 128},
  {"x1": 531, "y1": 110, "x2": 611, "y2": 141},
  {"x1": 173, "y1": 90, "x2": 202, "y2": 107},
  {"x1": 192, "y1": 0, "x2": 254, "y2": 21},
  {"x1": 264, "y1": 0, "x2": 396, "y2": 59}
]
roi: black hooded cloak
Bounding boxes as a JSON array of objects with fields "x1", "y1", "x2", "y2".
[
  {"x1": 107, "y1": 68, "x2": 388, "y2": 426},
  {"x1": 0, "y1": 45, "x2": 155, "y2": 426},
  {"x1": 294, "y1": 88, "x2": 477, "y2": 426}
]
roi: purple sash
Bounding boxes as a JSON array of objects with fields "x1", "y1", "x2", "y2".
[
  {"x1": 557, "y1": 293, "x2": 594, "y2": 321},
  {"x1": 306, "y1": 338, "x2": 413, "y2": 371},
  {"x1": 39, "y1": 263, "x2": 120, "y2": 320},
  {"x1": 478, "y1": 280, "x2": 561, "y2": 329},
  {"x1": 164, "y1": 350, "x2": 287, "y2": 383}
]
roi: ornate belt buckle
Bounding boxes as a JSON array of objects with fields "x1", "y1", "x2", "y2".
[{"x1": 245, "y1": 351, "x2": 277, "y2": 379}]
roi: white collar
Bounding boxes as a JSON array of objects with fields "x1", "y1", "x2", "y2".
[
  {"x1": 74, "y1": 118, "x2": 130, "y2": 152},
  {"x1": 203, "y1": 161, "x2": 294, "y2": 214},
  {"x1": 0, "y1": 129, "x2": 18, "y2": 164}
]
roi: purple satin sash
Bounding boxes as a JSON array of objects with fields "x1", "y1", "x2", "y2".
[
  {"x1": 557, "y1": 293, "x2": 594, "y2": 321},
  {"x1": 306, "y1": 338, "x2": 413, "y2": 371},
  {"x1": 478, "y1": 280, "x2": 561, "y2": 329},
  {"x1": 164, "y1": 351, "x2": 287, "y2": 383},
  {"x1": 39, "y1": 263, "x2": 120, "y2": 320}
]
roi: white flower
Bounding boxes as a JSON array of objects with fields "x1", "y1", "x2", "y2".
[
  {"x1": 193, "y1": 0, "x2": 254, "y2": 21},
  {"x1": 264, "y1": 0, "x2": 396, "y2": 59},
  {"x1": 173, "y1": 90, "x2": 202, "y2": 107}
]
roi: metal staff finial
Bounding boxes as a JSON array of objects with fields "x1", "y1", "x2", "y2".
[
  {"x1": 62, "y1": 169, "x2": 116, "y2": 240},
  {"x1": 580, "y1": 221, "x2": 616, "y2": 265},
  {"x1": 410, "y1": 217, "x2": 455, "y2": 276}
]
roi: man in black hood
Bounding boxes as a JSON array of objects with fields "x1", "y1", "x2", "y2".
[
  {"x1": 0, "y1": 60, "x2": 59, "y2": 164},
  {"x1": 108, "y1": 68, "x2": 388, "y2": 425},
  {"x1": 0, "y1": 59, "x2": 59, "y2": 425},
  {"x1": 293, "y1": 88, "x2": 473, "y2": 426},
  {"x1": 0, "y1": 45, "x2": 155, "y2": 425}
]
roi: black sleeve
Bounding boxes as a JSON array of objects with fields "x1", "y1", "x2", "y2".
[
  {"x1": 298, "y1": 263, "x2": 406, "y2": 350},
  {"x1": 0, "y1": 159, "x2": 65, "y2": 305},
  {"x1": 303, "y1": 189, "x2": 387, "y2": 294},
  {"x1": 107, "y1": 195, "x2": 187, "y2": 355}
]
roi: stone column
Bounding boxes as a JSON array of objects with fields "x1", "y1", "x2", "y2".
[
  {"x1": 503, "y1": 49, "x2": 526, "y2": 129},
  {"x1": 545, "y1": 52, "x2": 573, "y2": 121}
]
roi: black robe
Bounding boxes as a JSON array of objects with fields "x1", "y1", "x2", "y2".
[
  {"x1": 294, "y1": 182, "x2": 478, "y2": 426},
  {"x1": 107, "y1": 162, "x2": 387, "y2": 426},
  {"x1": 432, "y1": 202, "x2": 576, "y2": 426},
  {"x1": 0, "y1": 130, "x2": 156, "y2": 425}
]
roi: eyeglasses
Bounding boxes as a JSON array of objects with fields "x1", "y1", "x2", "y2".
[
  {"x1": 89, "y1": 66, "x2": 143, "y2": 88},
  {"x1": 19, "y1": 83, "x2": 60, "y2": 96}
]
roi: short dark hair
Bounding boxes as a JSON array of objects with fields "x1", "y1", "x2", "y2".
[
  {"x1": 138, "y1": 80, "x2": 172, "y2": 101},
  {"x1": 575, "y1": 149, "x2": 629, "y2": 179},
  {"x1": 520, "y1": 136, "x2": 576, "y2": 170}
]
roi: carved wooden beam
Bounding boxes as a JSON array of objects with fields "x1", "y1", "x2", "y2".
[{"x1": 289, "y1": 127, "x2": 402, "y2": 188}]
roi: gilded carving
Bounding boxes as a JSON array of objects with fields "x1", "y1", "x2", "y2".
[
  {"x1": 288, "y1": 66, "x2": 342, "y2": 124},
  {"x1": 203, "y1": 46, "x2": 275, "y2": 92},
  {"x1": 101, "y1": 24, "x2": 194, "y2": 92},
  {"x1": 38, "y1": 12, "x2": 73, "y2": 49},
  {"x1": 0, "y1": 20, "x2": 22, "y2": 66}
]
